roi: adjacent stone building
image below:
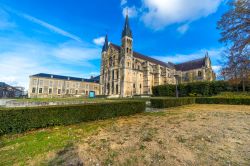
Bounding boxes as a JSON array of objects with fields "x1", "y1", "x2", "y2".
[
  {"x1": 28, "y1": 73, "x2": 100, "y2": 98},
  {"x1": 100, "y1": 15, "x2": 216, "y2": 97}
]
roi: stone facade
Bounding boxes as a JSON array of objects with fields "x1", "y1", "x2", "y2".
[
  {"x1": 28, "y1": 73, "x2": 100, "y2": 98},
  {"x1": 100, "y1": 15, "x2": 216, "y2": 97}
]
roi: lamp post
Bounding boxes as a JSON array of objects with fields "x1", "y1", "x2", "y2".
[{"x1": 174, "y1": 74, "x2": 179, "y2": 98}]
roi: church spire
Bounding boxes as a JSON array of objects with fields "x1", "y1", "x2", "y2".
[
  {"x1": 102, "y1": 34, "x2": 108, "y2": 52},
  {"x1": 122, "y1": 14, "x2": 132, "y2": 38}
]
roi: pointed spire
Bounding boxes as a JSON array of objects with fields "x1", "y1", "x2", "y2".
[
  {"x1": 102, "y1": 35, "x2": 108, "y2": 52},
  {"x1": 205, "y1": 51, "x2": 209, "y2": 58},
  {"x1": 122, "y1": 14, "x2": 132, "y2": 38}
]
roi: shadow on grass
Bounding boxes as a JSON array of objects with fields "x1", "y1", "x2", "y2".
[{"x1": 47, "y1": 142, "x2": 83, "y2": 166}]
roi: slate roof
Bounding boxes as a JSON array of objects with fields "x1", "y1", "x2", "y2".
[
  {"x1": 175, "y1": 58, "x2": 206, "y2": 71},
  {"x1": 110, "y1": 43, "x2": 174, "y2": 68},
  {"x1": 0, "y1": 82, "x2": 9, "y2": 87},
  {"x1": 30, "y1": 73, "x2": 100, "y2": 83}
]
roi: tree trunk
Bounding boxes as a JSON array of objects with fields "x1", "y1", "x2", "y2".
[{"x1": 242, "y1": 78, "x2": 245, "y2": 92}]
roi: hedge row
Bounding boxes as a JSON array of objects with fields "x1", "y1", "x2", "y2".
[
  {"x1": 150, "y1": 97, "x2": 250, "y2": 108},
  {"x1": 152, "y1": 81, "x2": 250, "y2": 97},
  {"x1": 195, "y1": 97, "x2": 250, "y2": 105},
  {"x1": 0, "y1": 101, "x2": 146, "y2": 135},
  {"x1": 151, "y1": 98, "x2": 196, "y2": 108}
]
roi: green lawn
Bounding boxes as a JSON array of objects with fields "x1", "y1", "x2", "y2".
[{"x1": 0, "y1": 120, "x2": 113, "y2": 166}]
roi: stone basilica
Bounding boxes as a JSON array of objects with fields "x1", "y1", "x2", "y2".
[{"x1": 100, "y1": 15, "x2": 216, "y2": 97}]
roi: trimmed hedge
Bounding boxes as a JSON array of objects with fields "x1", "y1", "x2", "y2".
[
  {"x1": 152, "y1": 81, "x2": 250, "y2": 97},
  {"x1": 151, "y1": 98, "x2": 196, "y2": 108},
  {"x1": 196, "y1": 97, "x2": 250, "y2": 105},
  {"x1": 150, "y1": 97, "x2": 250, "y2": 108},
  {"x1": 0, "y1": 101, "x2": 145, "y2": 135}
]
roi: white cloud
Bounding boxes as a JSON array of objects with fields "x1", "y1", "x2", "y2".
[
  {"x1": 53, "y1": 43, "x2": 100, "y2": 66},
  {"x1": 177, "y1": 24, "x2": 189, "y2": 34},
  {"x1": 122, "y1": 6, "x2": 138, "y2": 18},
  {"x1": 121, "y1": 0, "x2": 127, "y2": 6},
  {"x1": 0, "y1": 37, "x2": 101, "y2": 89},
  {"x1": 93, "y1": 36, "x2": 105, "y2": 46},
  {"x1": 5, "y1": 7, "x2": 82, "y2": 42},
  {"x1": 212, "y1": 65, "x2": 222, "y2": 73},
  {"x1": 140, "y1": 0, "x2": 224, "y2": 30}
]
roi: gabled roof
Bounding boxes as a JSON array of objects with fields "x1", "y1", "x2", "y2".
[
  {"x1": 30, "y1": 73, "x2": 100, "y2": 83},
  {"x1": 109, "y1": 43, "x2": 174, "y2": 68},
  {"x1": 175, "y1": 58, "x2": 206, "y2": 71}
]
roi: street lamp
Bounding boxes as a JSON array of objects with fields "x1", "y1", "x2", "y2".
[{"x1": 174, "y1": 74, "x2": 179, "y2": 98}]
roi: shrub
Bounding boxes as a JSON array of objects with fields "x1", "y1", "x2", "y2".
[
  {"x1": 151, "y1": 98, "x2": 196, "y2": 108},
  {"x1": 195, "y1": 97, "x2": 250, "y2": 105},
  {"x1": 0, "y1": 101, "x2": 145, "y2": 135},
  {"x1": 152, "y1": 81, "x2": 249, "y2": 97}
]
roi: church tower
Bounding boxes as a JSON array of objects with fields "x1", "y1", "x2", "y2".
[
  {"x1": 120, "y1": 14, "x2": 133, "y2": 97},
  {"x1": 100, "y1": 35, "x2": 108, "y2": 95}
]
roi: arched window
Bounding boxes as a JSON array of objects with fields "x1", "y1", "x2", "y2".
[{"x1": 198, "y1": 71, "x2": 202, "y2": 77}]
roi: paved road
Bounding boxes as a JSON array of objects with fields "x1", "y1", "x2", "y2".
[{"x1": 0, "y1": 99, "x2": 15, "y2": 106}]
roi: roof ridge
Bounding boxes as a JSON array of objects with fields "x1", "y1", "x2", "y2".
[{"x1": 175, "y1": 57, "x2": 205, "y2": 65}]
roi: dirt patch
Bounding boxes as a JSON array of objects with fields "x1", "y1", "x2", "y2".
[
  {"x1": 47, "y1": 104, "x2": 250, "y2": 165},
  {"x1": 34, "y1": 105, "x2": 250, "y2": 166}
]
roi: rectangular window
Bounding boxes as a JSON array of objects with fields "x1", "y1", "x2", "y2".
[
  {"x1": 75, "y1": 90, "x2": 78, "y2": 94},
  {"x1": 77, "y1": 82, "x2": 80, "y2": 88},
  {"x1": 58, "y1": 89, "x2": 61, "y2": 94},
  {"x1": 33, "y1": 79, "x2": 37, "y2": 85},
  {"x1": 39, "y1": 80, "x2": 43, "y2": 86},
  {"x1": 39, "y1": 88, "x2": 43, "y2": 94},
  {"x1": 53, "y1": 81, "x2": 57, "y2": 87},
  {"x1": 49, "y1": 81, "x2": 53, "y2": 87},
  {"x1": 58, "y1": 81, "x2": 61, "y2": 87},
  {"x1": 49, "y1": 88, "x2": 52, "y2": 94},
  {"x1": 66, "y1": 89, "x2": 69, "y2": 94},
  {"x1": 32, "y1": 87, "x2": 36, "y2": 93}
]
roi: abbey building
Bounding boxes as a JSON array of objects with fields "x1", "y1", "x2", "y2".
[{"x1": 100, "y1": 15, "x2": 216, "y2": 97}]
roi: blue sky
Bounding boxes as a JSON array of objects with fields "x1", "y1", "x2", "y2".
[{"x1": 0, "y1": 0, "x2": 228, "y2": 89}]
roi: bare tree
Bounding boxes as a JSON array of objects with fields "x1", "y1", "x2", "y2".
[{"x1": 217, "y1": 0, "x2": 250, "y2": 91}]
